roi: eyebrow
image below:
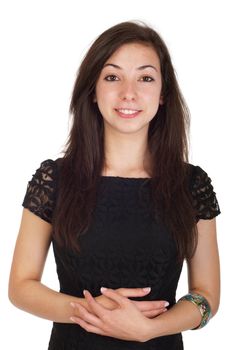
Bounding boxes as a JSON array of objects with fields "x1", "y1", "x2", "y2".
[{"x1": 102, "y1": 63, "x2": 158, "y2": 72}]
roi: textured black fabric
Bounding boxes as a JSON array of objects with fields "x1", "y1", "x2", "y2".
[{"x1": 22, "y1": 158, "x2": 221, "y2": 349}]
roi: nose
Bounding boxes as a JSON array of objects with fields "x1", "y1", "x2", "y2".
[{"x1": 119, "y1": 80, "x2": 137, "y2": 101}]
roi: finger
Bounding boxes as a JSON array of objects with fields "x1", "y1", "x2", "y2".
[
  {"x1": 132, "y1": 300, "x2": 169, "y2": 311},
  {"x1": 83, "y1": 290, "x2": 112, "y2": 318},
  {"x1": 70, "y1": 316, "x2": 108, "y2": 336},
  {"x1": 100, "y1": 287, "x2": 128, "y2": 307},
  {"x1": 70, "y1": 302, "x2": 103, "y2": 327},
  {"x1": 70, "y1": 302, "x2": 89, "y2": 316},
  {"x1": 116, "y1": 287, "x2": 151, "y2": 298},
  {"x1": 142, "y1": 308, "x2": 167, "y2": 318}
]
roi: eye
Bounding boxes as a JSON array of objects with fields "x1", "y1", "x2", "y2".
[
  {"x1": 103, "y1": 74, "x2": 155, "y2": 82},
  {"x1": 141, "y1": 76, "x2": 154, "y2": 82},
  {"x1": 104, "y1": 75, "x2": 119, "y2": 81}
]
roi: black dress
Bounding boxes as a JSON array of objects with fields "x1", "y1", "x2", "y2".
[{"x1": 22, "y1": 158, "x2": 221, "y2": 350}]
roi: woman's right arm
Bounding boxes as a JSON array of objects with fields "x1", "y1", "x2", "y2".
[
  {"x1": 8, "y1": 208, "x2": 87, "y2": 323},
  {"x1": 9, "y1": 208, "x2": 168, "y2": 323}
]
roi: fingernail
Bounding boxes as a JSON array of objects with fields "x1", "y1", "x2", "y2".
[
  {"x1": 83, "y1": 290, "x2": 87, "y2": 296},
  {"x1": 101, "y1": 287, "x2": 107, "y2": 293},
  {"x1": 70, "y1": 302, "x2": 76, "y2": 308},
  {"x1": 164, "y1": 302, "x2": 169, "y2": 307},
  {"x1": 142, "y1": 287, "x2": 151, "y2": 292}
]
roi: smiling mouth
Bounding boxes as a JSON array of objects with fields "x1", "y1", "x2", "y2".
[{"x1": 115, "y1": 108, "x2": 142, "y2": 118}]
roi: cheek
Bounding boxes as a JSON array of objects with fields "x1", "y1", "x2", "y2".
[
  {"x1": 142, "y1": 90, "x2": 161, "y2": 105},
  {"x1": 98, "y1": 90, "x2": 117, "y2": 108},
  {"x1": 139, "y1": 83, "x2": 161, "y2": 96},
  {"x1": 96, "y1": 83, "x2": 115, "y2": 101}
]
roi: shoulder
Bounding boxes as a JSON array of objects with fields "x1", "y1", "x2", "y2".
[
  {"x1": 36, "y1": 157, "x2": 62, "y2": 175},
  {"x1": 21, "y1": 157, "x2": 64, "y2": 224},
  {"x1": 185, "y1": 163, "x2": 211, "y2": 188},
  {"x1": 185, "y1": 163, "x2": 221, "y2": 221},
  {"x1": 32, "y1": 157, "x2": 64, "y2": 183}
]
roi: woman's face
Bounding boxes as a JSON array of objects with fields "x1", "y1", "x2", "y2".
[{"x1": 94, "y1": 42, "x2": 163, "y2": 135}]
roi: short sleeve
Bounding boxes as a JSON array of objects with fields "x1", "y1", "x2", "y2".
[
  {"x1": 22, "y1": 159, "x2": 58, "y2": 224},
  {"x1": 190, "y1": 165, "x2": 221, "y2": 222}
]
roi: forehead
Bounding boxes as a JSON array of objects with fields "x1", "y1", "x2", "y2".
[{"x1": 105, "y1": 42, "x2": 160, "y2": 68}]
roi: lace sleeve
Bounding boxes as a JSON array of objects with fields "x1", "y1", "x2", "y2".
[
  {"x1": 22, "y1": 159, "x2": 58, "y2": 224},
  {"x1": 190, "y1": 165, "x2": 221, "y2": 222}
]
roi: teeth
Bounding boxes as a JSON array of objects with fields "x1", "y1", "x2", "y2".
[{"x1": 117, "y1": 109, "x2": 139, "y2": 115}]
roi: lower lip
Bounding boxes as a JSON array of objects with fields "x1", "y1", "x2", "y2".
[{"x1": 115, "y1": 109, "x2": 141, "y2": 119}]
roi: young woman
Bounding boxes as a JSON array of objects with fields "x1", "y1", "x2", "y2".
[{"x1": 9, "y1": 20, "x2": 221, "y2": 349}]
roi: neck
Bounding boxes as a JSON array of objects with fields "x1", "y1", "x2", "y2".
[{"x1": 102, "y1": 127, "x2": 152, "y2": 177}]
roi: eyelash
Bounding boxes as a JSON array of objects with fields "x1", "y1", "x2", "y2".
[{"x1": 104, "y1": 75, "x2": 155, "y2": 82}]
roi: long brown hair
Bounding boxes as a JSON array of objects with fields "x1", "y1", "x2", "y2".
[{"x1": 52, "y1": 20, "x2": 197, "y2": 260}]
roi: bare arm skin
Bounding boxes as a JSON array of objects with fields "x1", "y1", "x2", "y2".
[
  {"x1": 8, "y1": 209, "x2": 167, "y2": 323},
  {"x1": 8, "y1": 208, "x2": 83, "y2": 323}
]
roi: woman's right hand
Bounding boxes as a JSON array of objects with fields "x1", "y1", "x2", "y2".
[{"x1": 92, "y1": 287, "x2": 169, "y2": 318}]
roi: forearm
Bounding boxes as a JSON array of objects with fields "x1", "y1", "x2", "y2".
[
  {"x1": 9, "y1": 279, "x2": 86, "y2": 323},
  {"x1": 146, "y1": 300, "x2": 202, "y2": 339}
]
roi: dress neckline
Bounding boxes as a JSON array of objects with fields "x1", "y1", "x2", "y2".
[{"x1": 100, "y1": 175, "x2": 152, "y2": 181}]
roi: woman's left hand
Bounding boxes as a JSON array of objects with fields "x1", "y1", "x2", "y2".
[{"x1": 70, "y1": 288, "x2": 152, "y2": 342}]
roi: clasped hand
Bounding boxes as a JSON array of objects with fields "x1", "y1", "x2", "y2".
[{"x1": 70, "y1": 287, "x2": 168, "y2": 342}]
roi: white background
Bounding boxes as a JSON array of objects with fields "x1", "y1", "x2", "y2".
[{"x1": 1, "y1": 0, "x2": 231, "y2": 348}]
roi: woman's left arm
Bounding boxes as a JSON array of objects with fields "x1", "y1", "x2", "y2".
[{"x1": 144, "y1": 217, "x2": 220, "y2": 340}]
